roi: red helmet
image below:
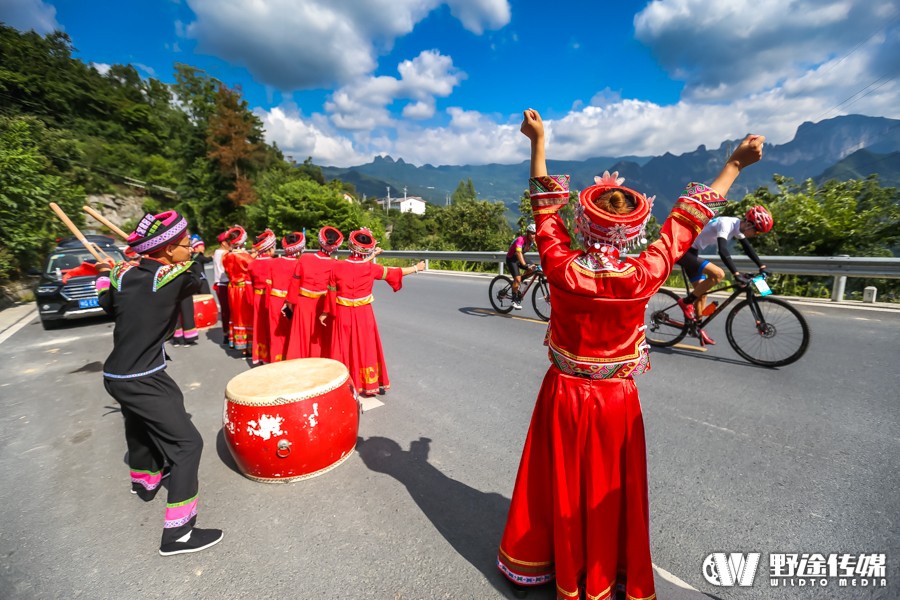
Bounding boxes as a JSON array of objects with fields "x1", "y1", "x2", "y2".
[{"x1": 745, "y1": 205, "x2": 773, "y2": 233}]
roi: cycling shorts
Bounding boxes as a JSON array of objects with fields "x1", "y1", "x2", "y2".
[
  {"x1": 676, "y1": 247, "x2": 710, "y2": 283},
  {"x1": 506, "y1": 258, "x2": 525, "y2": 279}
]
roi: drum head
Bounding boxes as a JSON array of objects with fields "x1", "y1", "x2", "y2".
[
  {"x1": 226, "y1": 358, "x2": 349, "y2": 406},
  {"x1": 194, "y1": 294, "x2": 214, "y2": 302}
]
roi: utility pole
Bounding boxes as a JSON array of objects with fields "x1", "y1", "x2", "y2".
[{"x1": 385, "y1": 186, "x2": 391, "y2": 213}]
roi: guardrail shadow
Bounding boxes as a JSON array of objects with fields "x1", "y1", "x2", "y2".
[
  {"x1": 458, "y1": 306, "x2": 511, "y2": 318},
  {"x1": 650, "y1": 346, "x2": 773, "y2": 369},
  {"x1": 356, "y1": 435, "x2": 555, "y2": 599}
]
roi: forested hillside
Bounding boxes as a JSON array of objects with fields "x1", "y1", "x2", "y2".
[{"x1": 0, "y1": 25, "x2": 515, "y2": 282}]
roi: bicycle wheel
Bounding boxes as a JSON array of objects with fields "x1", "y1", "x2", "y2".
[
  {"x1": 531, "y1": 277, "x2": 551, "y2": 321},
  {"x1": 489, "y1": 275, "x2": 515, "y2": 314},
  {"x1": 725, "y1": 297, "x2": 810, "y2": 367},
  {"x1": 645, "y1": 289, "x2": 689, "y2": 347}
]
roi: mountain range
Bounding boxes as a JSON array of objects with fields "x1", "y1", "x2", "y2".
[{"x1": 319, "y1": 115, "x2": 900, "y2": 217}]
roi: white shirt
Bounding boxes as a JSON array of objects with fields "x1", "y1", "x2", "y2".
[
  {"x1": 213, "y1": 248, "x2": 229, "y2": 284},
  {"x1": 692, "y1": 216, "x2": 744, "y2": 251}
]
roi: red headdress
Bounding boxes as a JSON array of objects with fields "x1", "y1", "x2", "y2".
[
  {"x1": 253, "y1": 228, "x2": 276, "y2": 254},
  {"x1": 227, "y1": 225, "x2": 247, "y2": 247},
  {"x1": 348, "y1": 228, "x2": 377, "y2": 257},
  {"x1": 318, "y1": 226, "x2": 344, "y2": 255},
  {"x1": 282, "y1": 232, "x2": 306, "y2": 256},
  {"x1": 575, "y1": 171, "x2": 654, "y2": 252}
]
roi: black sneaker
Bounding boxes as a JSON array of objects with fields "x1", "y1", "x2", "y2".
[{"x1": 159, "y1": 528, "x2": 223, "y2": 556}]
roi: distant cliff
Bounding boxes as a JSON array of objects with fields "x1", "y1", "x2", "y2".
[{"x1": 320, "y1": 115, "x2": 900, "y2": 217}]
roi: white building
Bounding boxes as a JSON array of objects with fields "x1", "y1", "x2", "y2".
[{"x1": 398, "y1": 196, "x2": 427, "y2": 215}]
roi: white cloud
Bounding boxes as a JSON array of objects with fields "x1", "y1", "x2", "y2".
[
  {"x1": 634, "y1": 0, "x2": 899, "y2": 100},
  {"x1": 0, "y1": 0, "x2": 60, "y2": 33},
  {"x1": 183, "y1": 0, "x2": 509, "y2": 90},
  {"x1": 134, "y1": 63, "x2": 157, "y2": 78},
  {"x1": 91, "y1": 62, "x2": 112, "y2": 76},
  {"x1": 257, "y1": 1, "x2": 898, "y2": 167},
  {"x1": 324, "y1": 50, "x2": 464, "y2": 131},
  {"x1": 256, "y1": 106, "x2": 371, "y2": 167}
]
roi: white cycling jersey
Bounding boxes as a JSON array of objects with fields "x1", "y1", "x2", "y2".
[{"x1": 691, "y1": 216, "x2": 744, "y2": 251}]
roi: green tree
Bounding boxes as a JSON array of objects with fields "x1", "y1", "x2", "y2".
[
  {"x1": 435, "y1": 199, "x2": 512, "y2": 252},
  {"x1": 451, "y1": 178, "x2": 477, "y2": 204},
  {"x1": 248, "y1": 169, "x2": 383, "y2": 247},
  {"x1": 0, "y1": 116, "x2": 84, "y2": 279}
]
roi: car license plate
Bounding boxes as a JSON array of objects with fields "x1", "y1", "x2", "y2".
[{"x1": 79, "y1": 297, "x2": 100, "y2": 308}]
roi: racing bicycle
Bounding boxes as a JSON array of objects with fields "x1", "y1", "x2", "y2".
[
  {"x1": 489, "y1": 265, "x2": 551, "y2": 321},
  {"x1": 644, "y1": 270, "x2": 810, "y2": 367}
]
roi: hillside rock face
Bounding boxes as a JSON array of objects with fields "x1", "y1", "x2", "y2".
[
  {"x1": 321, "y1": 114, "x2": 900, "y2": 218},
  {"x1": 84, "y1": 194, "x2": 145, "y2": 233}
]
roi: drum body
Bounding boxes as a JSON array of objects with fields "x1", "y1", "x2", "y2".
[
  {"x1": 224, "y1": 358, "x2": 360, "y2": 482},
  {"x1": 193, "y1": 294, "x2": 218, "y2": 329}
]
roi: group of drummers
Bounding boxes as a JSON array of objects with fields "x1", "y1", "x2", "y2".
[{"x1": 208, "y1": 224, "x2": 425, "y2": 397}]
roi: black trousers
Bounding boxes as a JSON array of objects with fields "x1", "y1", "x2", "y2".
[
  {"x1": 214, "y1": 282, "x2": 230, "y2": 343},
  {"x1": 104, "y1": 370, "x2": 204, "y2": 545}
]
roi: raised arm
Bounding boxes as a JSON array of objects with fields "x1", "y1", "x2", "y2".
[
  {"x1": 521, "y1": 109, "x2": 547, "y2": 178},
  {"x1": 709, "y1": 134, "x2": 765, "y2": 197}
]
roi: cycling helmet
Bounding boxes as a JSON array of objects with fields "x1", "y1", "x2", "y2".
[
  {"x1": 526, "y1": 223, "x2": 536, "y2": 234},
  {"x1": 745, "y1": 205, "x2": 773, "y2": 233}
]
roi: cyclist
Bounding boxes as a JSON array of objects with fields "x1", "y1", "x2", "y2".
[
  {"x1": 505, "y1": 223, "x2": 537, "y2": 309},
  {"x1": 675, "y1": 206, "x2": 773, "y2": 345}
]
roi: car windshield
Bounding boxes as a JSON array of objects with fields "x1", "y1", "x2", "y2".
[{"x1": 45, "y1": 248, "x2": 126, "y2": 278}]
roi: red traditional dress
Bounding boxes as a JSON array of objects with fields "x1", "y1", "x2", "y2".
[
  {"x1": 267, "y1": 255, "x2": 297, "y2": 362},
  {"x1": 223, "y1": 250, "x2": 254, "y2": 351},
  {"x1": 497, "y1": 174, "x2": 720, "y2": 600},
  {"x1": 326, "y1": 258, "x2": 403, "y2": 395},
  {"x1": 285, "y1": 252, "x2": 337, "y2": 360},
  {"x1": 249, "y1": 255, "x2": 274, "y2": 364}
]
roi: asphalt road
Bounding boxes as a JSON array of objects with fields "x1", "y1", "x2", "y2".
[{"x1": 0, "y1": 271, "x2": 897, "y2": 599}]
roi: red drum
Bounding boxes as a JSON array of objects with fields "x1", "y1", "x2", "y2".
[
  {"x1": 223, "y1": 358, "x2": 360, "y2": 482},
  {"x1": 193, "y1": 294, "x2": 218, "y2": 329}
]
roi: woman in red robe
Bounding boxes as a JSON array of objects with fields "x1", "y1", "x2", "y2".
[
  {"x1": 267, "y1": 232, "x2": 304, "y2": 362},
  {"x1": 248, "y1": 229, "x2": 276, "y2": 364},
  {"x1": 325, "y1": 229, "x2": 424, "y2": 396},
  {"x1": 284, "y1": 226, "x2": 343, "y2": 360},
  {"x1": 497, "y1": 109, "x2": 765, "y2": 600},
  {"x1": 222, "y1": 226, "x2": 254, "y2": 354}
]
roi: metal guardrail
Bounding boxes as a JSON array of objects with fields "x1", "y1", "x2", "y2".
[{"x1": 346, "y1": 250, "x2": 900, "y2": 301}]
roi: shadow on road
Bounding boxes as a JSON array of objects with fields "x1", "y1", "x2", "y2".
[
  {"x1": 457, "y1": 306, "x2": 513, "y2": 319},
  {"x1": 356, "y1": 435, "x2": 555, "y2": 599},
  {"x1": 650, "y1": 346, "x2": 772, "y2": 369},
  {"x1": 215, "y1": 428, "x2": 242, "y2": 476}
]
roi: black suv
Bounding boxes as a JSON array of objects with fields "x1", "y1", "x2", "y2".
[{"x1": 35, "y1": 235, "x2": 126, "y2": 329}]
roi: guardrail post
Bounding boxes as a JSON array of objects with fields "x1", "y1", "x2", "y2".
[
  {"x1": 425, "y1": 259, "x2": 429, "y2": 271},
  {"x1": 499, "y1": 262, "x2": 504, "y2": 276},
  {"x1": 831, "y1": 275, "x2": 846, "y2": 302}
]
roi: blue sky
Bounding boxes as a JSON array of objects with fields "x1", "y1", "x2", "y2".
[{"x1": 3, "y1": 0, "x2": 899, "y2": 167}]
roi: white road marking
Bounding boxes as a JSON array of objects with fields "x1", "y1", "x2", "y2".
[
  {"x1": 360, "y1": 397, "x2": 385, "y2": 412},
  {"x1": 0, "y1": 307, "x2": 37, "y2": 346},
  {"x1": 653, "y1": 564, "x2": 707, "y2": 597}
]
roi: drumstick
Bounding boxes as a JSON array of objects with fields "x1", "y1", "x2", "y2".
[
  {"x1": 83, "y1": 205, "x2": 129, "y2": 241},
  {"x1": 49, "y1": 202, "x2": 107, "y2": 264}
]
